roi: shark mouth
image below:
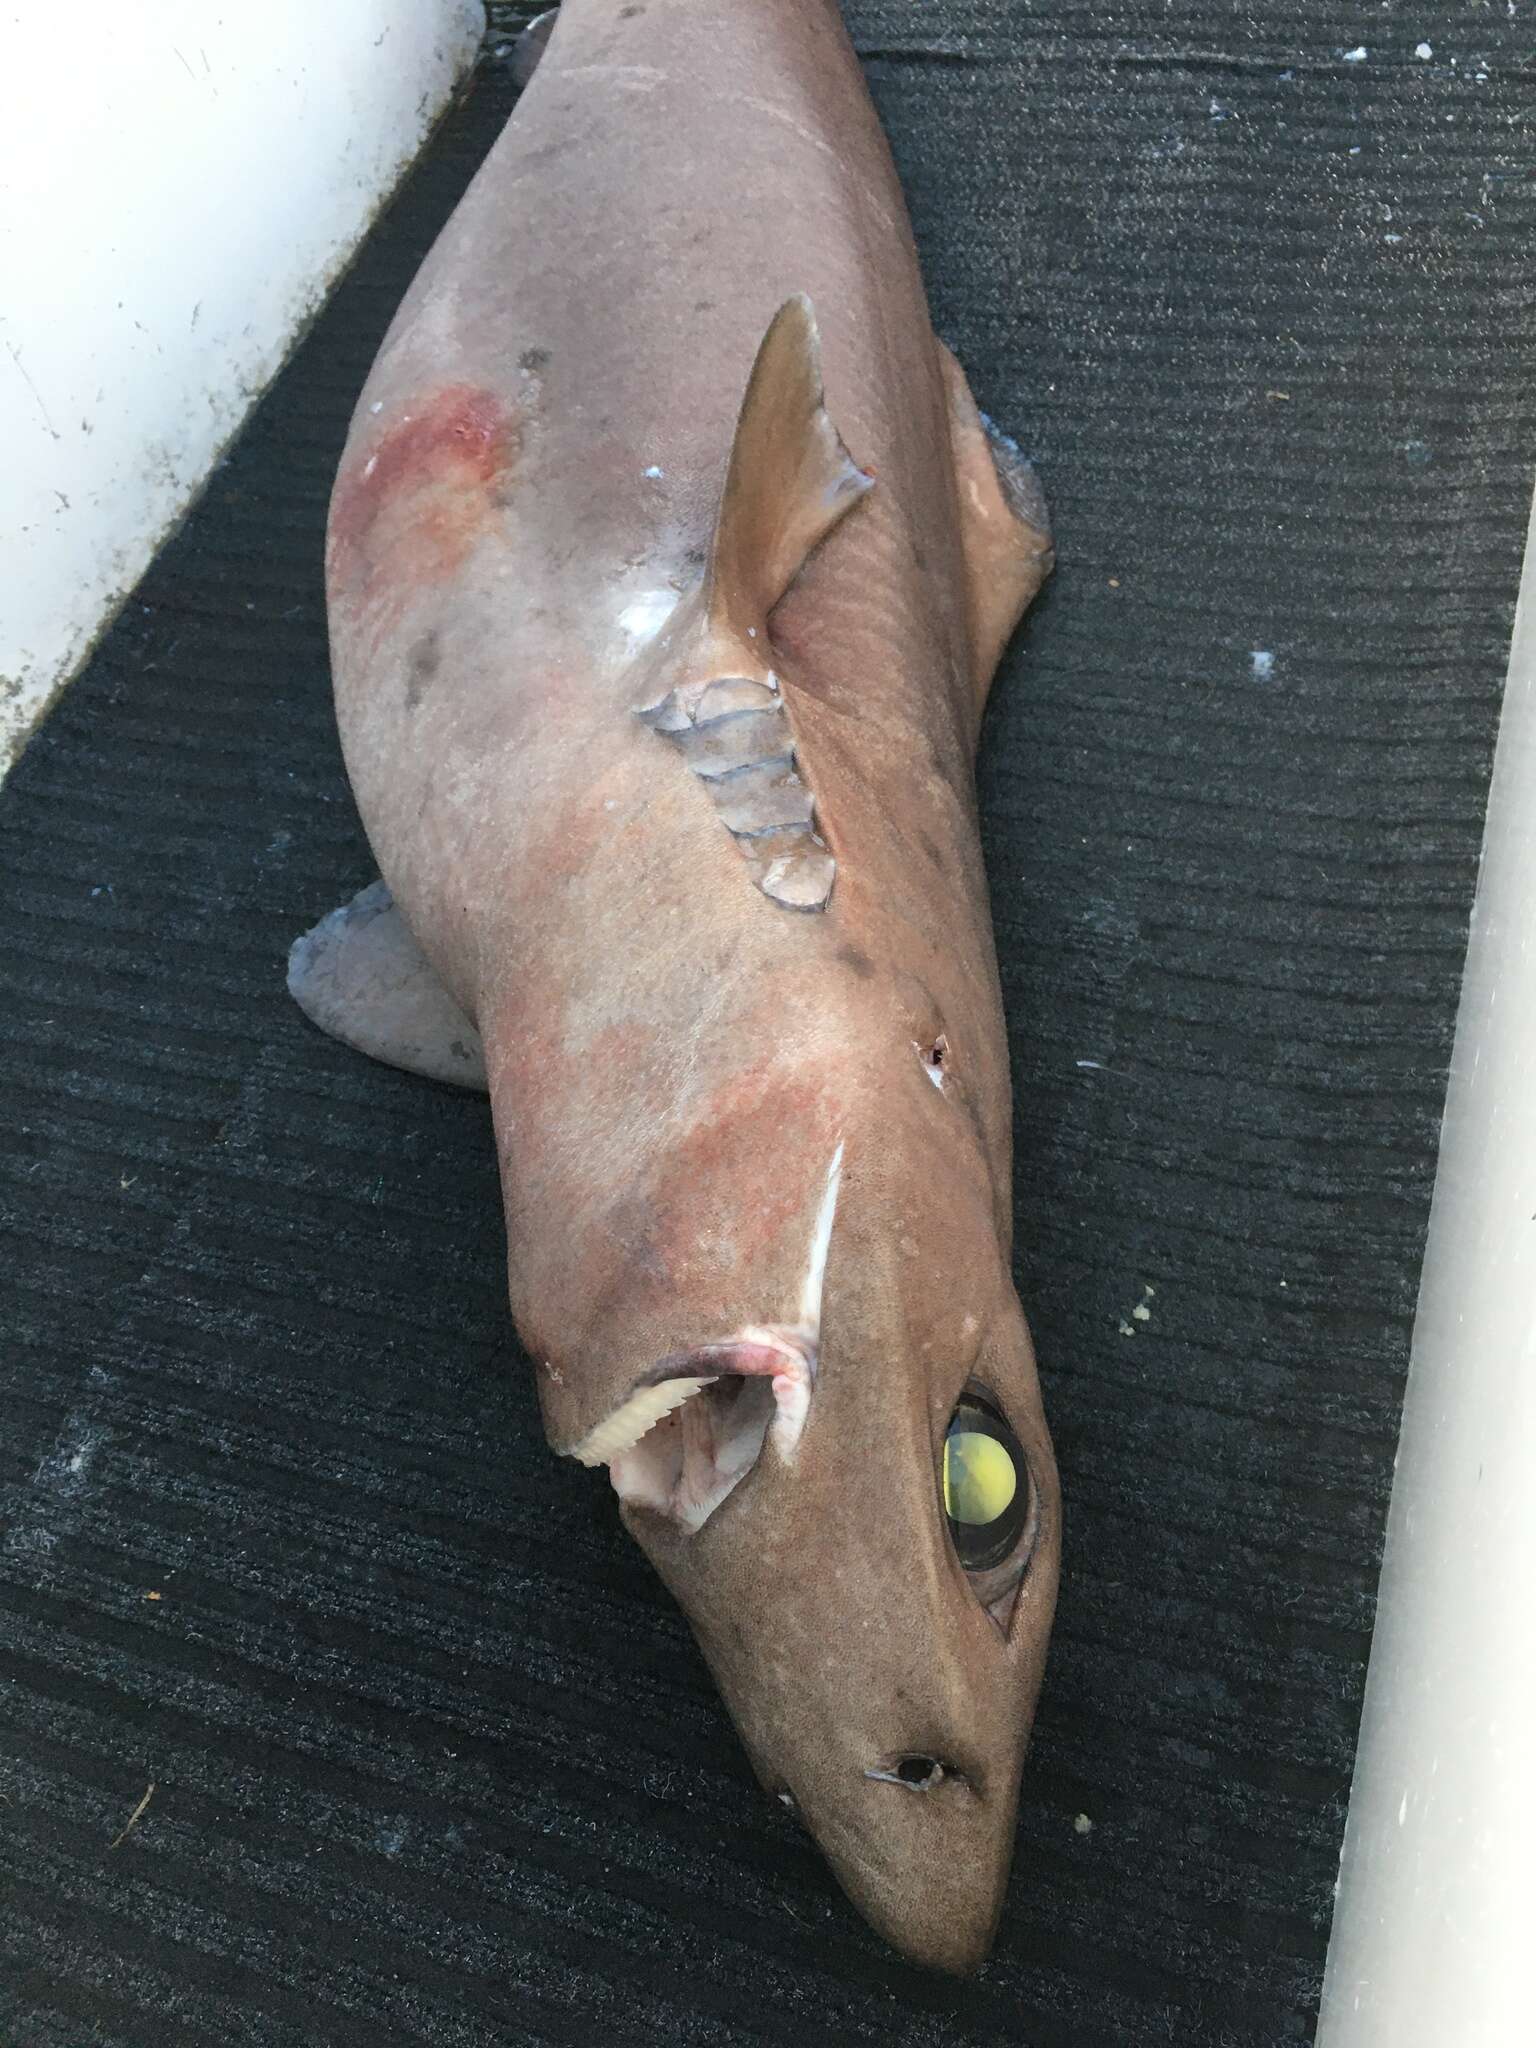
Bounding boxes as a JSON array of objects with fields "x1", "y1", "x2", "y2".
[
  {"x1": 575, "y1": 1329, "x2": 814, "y2": 1531},
  {"x1": 570, "y1": 1143, "x2": 843, "y2": 1531}
]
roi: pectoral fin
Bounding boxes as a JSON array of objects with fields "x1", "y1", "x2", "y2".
[
  {"x1": 287, "y1": 881, "x2": 487, "y2": 1091},
  {"x1": 938, "y1": 343, "x2": 1053, "y2": 709},
  {"x1": 512, "y1": 8, "x2": 558, "y2": 88}
]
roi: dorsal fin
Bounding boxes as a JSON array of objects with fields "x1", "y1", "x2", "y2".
[
  {"x1": 705, "y1": 294, "x2": 872, "y2": 654},
  {"x1": 632, "y1": 298, "x2": 871, "y2": 915}
]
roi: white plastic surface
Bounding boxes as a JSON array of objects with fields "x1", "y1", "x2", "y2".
[
  {"x1": 1317, "y1": 482, "x2": 1536, "y2": 2046},
  {"x1": 0, "y1": 0, "x2": 483, "y2": 776}
]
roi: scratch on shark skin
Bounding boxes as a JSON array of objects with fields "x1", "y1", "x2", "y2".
[
  {"x1": 799, "y1": 1139, "x2": 845, "y2": 1336},
  {"x1": 719, "y1": 96, "x2": 902, "y2": 234},
  {"x1": 770, "y1": 1138, "x2": 845, "y2": 1455},
  {"x1": 558, "y1": 63, "x2": 667, "y2": 88},
  {"x1": 723, "y1": 92, "x2": 842, "y2": 162}
]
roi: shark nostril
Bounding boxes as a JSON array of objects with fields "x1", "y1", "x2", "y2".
[
  {"x1": 866, "y1": 1753, "x2": 962, "y2": 1793},
  {"x1": 896, "y1": 1755, "x2": 941, "y2": 1788}
]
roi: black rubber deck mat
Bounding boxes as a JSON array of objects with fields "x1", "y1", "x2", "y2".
[{"x1": 2, "y1": 5, "x2": 1531, "y2": 2043}]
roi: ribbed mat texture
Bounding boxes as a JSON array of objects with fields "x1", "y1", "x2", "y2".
[{"x1": 3, "y1": 5, "x2": 1532, "y2": 2042}]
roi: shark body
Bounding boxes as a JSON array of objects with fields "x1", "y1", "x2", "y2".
[{"x1": 291, "y1": 0, "x2": 1059, "y2": 1971}]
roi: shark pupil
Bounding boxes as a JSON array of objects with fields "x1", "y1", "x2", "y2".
[
  {"x1": 944, "y1": 1431, "x2": 1016, "y2": 1524},
  {"x1": 942, "y1": 1395, "x2": 1029, "y2": 1572}
]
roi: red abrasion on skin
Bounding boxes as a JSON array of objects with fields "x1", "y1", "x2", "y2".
[
  {"x1": 328, "y1": 385, "x2": 518, "y2": 626},
  {"x1": 628, "y1": 1063, "x2": 841, "y2": 1304}
]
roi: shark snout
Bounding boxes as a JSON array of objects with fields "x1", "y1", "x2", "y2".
[
  {"x1": 787, "y1": 1736, "x2": 1018, "y2": 1975},
  {"x1": 622, "y1": 1253, "x2": 1059, "y2": 1974}
]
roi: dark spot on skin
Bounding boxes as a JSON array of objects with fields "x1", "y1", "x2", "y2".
[
  {"x1": 620, "y1": 3, "x2": 645, "y2": 15},
  {"x1": 520, "y1": 346, "x2": 551, "y2": 372},
  {"x1": 838, "y1": 945, "x2": 875, "y2": 979},
  {"x1": 694, "y1": 298, "x2": 715, "y2": 314},
  {"x1": 510, "y1": 138, "x2": 574, "y2": 178},
  {"x1": 404, "y1": 629, "x2": 441, "y2": 708},
  {"x1": 596, "y1": 1194, "x2": 671, "y2": 1289}
]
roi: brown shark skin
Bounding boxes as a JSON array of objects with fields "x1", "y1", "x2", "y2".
[{"x1": 325, "y1": 0, "x2": 1058, "y2": 1974}]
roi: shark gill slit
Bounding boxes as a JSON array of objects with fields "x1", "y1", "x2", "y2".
[{"x1": 637, "y1": 675, "x2": 835, "y2": 912}]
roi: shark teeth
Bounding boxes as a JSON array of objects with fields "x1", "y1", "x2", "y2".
[{"x1": 571, "y1": 1374, "x2": 718, "y2": 1467}]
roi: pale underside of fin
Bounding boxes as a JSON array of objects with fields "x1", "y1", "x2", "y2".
[
  {"x1": 634, "y1": 296, "x2": 871, "y2": 916},
  {"x1": 512, "y1": 7, "x2": 558, "y2": 88},
  {"x1": 287, "y1": 881, "x2": 488, "y2": 1090}
]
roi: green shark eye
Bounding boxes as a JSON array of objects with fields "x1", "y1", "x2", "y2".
[{"x1": 943, "y1": 1394, "x2": 1030, "y2": 1574}]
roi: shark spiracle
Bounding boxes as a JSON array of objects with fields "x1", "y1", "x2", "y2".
[{"x1": 638, "y1": 676, "x2": 834, "y2": 912}]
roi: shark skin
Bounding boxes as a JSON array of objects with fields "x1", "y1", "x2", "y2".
[{"x1": 300, "y1": 0, "x2": 1059, "y2": 1974}]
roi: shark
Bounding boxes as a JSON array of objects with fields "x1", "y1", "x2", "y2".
[{"x1": 289, "y1": 0, "x2": 1059, "y2": 1972}]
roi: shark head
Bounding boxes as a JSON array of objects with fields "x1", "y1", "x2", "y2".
[{"x1": 566, "y1": 1109, "x2": 1060, "y2": 1974}]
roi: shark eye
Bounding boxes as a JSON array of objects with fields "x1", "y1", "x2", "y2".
[{"x1": 942, "y1": 1392, "x2": 1032, "y2": 1575}]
